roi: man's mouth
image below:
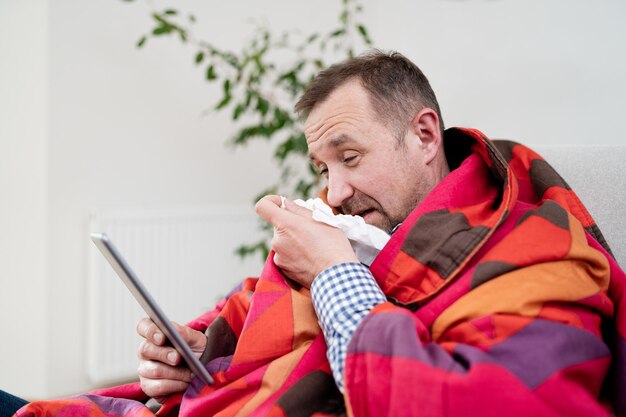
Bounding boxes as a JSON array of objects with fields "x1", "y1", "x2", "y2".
[{"x1": 355, "y1": 209, "x2": 375, "y2": 220}]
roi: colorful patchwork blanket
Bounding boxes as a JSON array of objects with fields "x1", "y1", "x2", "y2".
[{"x1": 16, "y1": 128, "x2": 625, "y2": 417}]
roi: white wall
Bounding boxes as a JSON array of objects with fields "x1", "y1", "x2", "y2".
[
  {"x1": 0, "y1": 0, "x2": 625, "y2": 400},
  {"x1": 0, "y1": 0, "x2": 49, "y2": 399},
  {"x1": 368, "y1": 0, "x2": 626, "y2": 146}
]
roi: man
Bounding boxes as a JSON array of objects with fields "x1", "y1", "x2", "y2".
[
  {"x1": 137, "y1": 49, "x2": 449, "y2": 396},
  {"x1": 14, "y1": 50, "x2": 625, "y2": 416},
  {"x1": 133, "y1": 50, "x2": 625, "y2": 416},
  {"x1": 135, "y1": 50, "x2": 449, "y2": 401}
]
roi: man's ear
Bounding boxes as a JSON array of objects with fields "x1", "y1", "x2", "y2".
[{"x1": 409, "y1": 108, "x2": 443, "y2": 165}]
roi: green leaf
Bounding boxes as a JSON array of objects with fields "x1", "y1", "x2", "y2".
[
  {"x1": 273, "y1": 107, "x2": 287, "y2": 124},
  {"x1": 136, "y1": 36, "x2": 147, "y2": 48},
  {"x1": 293, "y1": 60, "x2": 305, "y2": 72},
  {"x1": 215, "y1": 94, "x2": 232, "y2": 110},
  {"x1": 308, "y1": 162, "x2": 319, "y2": 176},
  {"x1": 330, "y1": 29, "x2": 346, "y2": 38},
  {"x1": 223, "y1": 79, "x2": 231, "y2": 95},
  {"x1": 232, "y1": 126, "x2": 257, "y2": 145},
  {"x1": 275, "y1": 70, "x2": 295, "y2": 91},
  {"x1": 357, "y1": 24, "x2": 372, "y2": 44},
  {"x1": 296, "y1": 178, "x2": 316, "y2": 199},
  {"x1": 232, "y1": 104, "x2": 246, "y2": 120},
  {"x1": 291, "y1": 133, "x2": 308, "y2": 154},
  {"x1": 195, "y1": 52, "x2": 204, "y2": 64},
  {"x1": 274, "y1": 133, "x2": 307, "y2": 161},
  {"x1": 222, "y1": 52, "x2": 239, "y2": 68},
  {"x1": 152, "y1": 26, "x2": 170, "y2": 36},
  {"x1": 152, "y1": 13, "x2": 167, "y2": 24},
  {"x1": 206, "y1": 65, "x2": 217, "y2": 80},
  {"x1": 235, "y1": 240, "x2": 269, "y2": 261},
  {"x1": 307, "y1": 33, "x2": 320, "y2": 44},
  {"x1": 340, "y1": 10, "x2": 349, "y2": 24},
  {"x1": 256, "y1": 97, "x2": 269, "y2": 116},
  {"x1": 274, "y1": 139, "x2": 294, "y2": 161},
  {"x1": 164, "y1": 9, "x2": 178, "y2": 15}
]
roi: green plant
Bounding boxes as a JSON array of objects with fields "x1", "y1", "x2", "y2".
[{"x1": 125, "y1": 0, "x2": 374, "y2": 261}]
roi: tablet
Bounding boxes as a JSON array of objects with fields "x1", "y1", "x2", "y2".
[{"x1": 90, "y1": 232, "x2": 214, "y2": 386}]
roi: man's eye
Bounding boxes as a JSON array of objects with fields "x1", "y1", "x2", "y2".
[{"x1": 343, "y1": 155, "x2": 360, "y2": 165}]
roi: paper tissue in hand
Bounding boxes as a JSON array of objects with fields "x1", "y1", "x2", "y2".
[{"x1": 287, "y1": 197, "x2": 391, "y2": 267}]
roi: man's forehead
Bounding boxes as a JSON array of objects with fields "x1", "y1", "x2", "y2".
[
  {"x1": 305, "y1": 94, "x2": 371, "y2": 148},
  {"x1": 303, "y1": 114, "x2": 335, "y2": 145},
  {"x1": 304, "y1": 80, "x2": 368, "y2": 129},
  {"x1": 304, "y1": 109, "x2": 364, "y2": 156}
]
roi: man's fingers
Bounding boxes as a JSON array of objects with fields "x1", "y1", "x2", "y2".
[
  {"x1": 273, "y1": 252, "x2": 282, "y2": 268},
  {"x1": 256, "y1": 195, "x2": 314, "y2": 227},
  {"x1": 138, "y1": 340, "x2": 181, "y2": 366},
  {"x1": 136, "y1": 319, "x2": 203, "y2": 402},
  {"x1": 136, "y1": 317, "x2": 165, "y2": 345},
  {"x1": 255, "y1": 195, "x2": 284, "y2": 225},
  {"x1": 139, "y1": 375, "x2": 190, "y2": 401},
  {"x1": 255, "y1": 195, "x2": 282, "y2": 211},
  {"x1": 136, "y1": 317, "x2": 153, "y2": 338},
  {"x1": 137, "y1": 360, "x2": 192, "y2": 382}
]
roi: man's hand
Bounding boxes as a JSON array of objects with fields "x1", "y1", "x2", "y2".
[
  {"x1": 136, "y1": 318, "x2": 207, "y2": 403},
  {"x1": 255, "y1": 195, "x2": 359, "y2": 288}
]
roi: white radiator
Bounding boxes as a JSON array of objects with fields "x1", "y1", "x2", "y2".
[{"x1": 87, "y1": 206, "x2": 264, "y2": 384}]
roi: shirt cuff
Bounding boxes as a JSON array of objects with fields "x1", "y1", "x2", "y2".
[{"x1": 310, "y1": 262, "x2": 386, "y2": 392}]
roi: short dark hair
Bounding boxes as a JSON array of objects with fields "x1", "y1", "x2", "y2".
[{"x1": 295, "y1": 49, "x2": 444, "y2": 141}]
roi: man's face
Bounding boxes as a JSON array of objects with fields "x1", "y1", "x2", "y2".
[{"x1": 305, "y1": 79, "x2": 438, "y2": 233}]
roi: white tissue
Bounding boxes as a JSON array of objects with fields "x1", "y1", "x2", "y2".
[{"x1": 292, "y1": 197, "x2": 390, "y2": 266}]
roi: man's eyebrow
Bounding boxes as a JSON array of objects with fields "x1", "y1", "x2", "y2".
[
  {"x1": 328, "y1": 134, "x2": 356, "y2": 147},
  {"x1": 308, "y1": 134, "x2": 356, "y2": 163}
]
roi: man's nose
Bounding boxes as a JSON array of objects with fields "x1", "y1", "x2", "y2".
[{"x1": 326, "y1": 174, "x2": 354, "y2": 208}]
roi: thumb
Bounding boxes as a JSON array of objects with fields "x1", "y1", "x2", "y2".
[{"x1": 173, "y1": 322, "x2": 206, "y2": 351}]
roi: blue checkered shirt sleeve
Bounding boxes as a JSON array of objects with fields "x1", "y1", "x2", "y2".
[{"x1": 310, "y1": 262, "x2": 386, "y2": 392}]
